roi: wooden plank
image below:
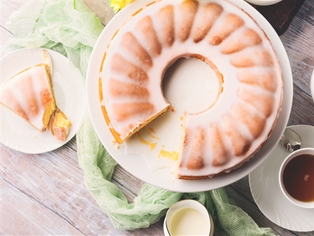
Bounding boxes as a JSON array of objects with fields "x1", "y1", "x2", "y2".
[
  {"x1": 0, "y1": 0, "x2": 25, "y2": 57},
  {"x1": 288, "y1": 86, "x2": 314, "y2": 126},
  {"x1": 82, "y1": 0, "x2": 115, "y2": 25},
  {"x1": 280, "y1": 16, "x2": 314, "y2": 96},
  {"x1": 0, "y1": 28, "x2": 13, "y2": 57},
  {"x1": 0, "y1": 143, "x2": 103, "y2": 235},
  {"x1": 253, "y1": 0, "x2": 306, "y2": 35},
  {"x1": 299, "y1": 0, "x2": 314, "y2": 25},
  {"x1": 0, "y1": 0, "x2": 26, "y2": 26},
  {"x1": 0, "y1": 177, "x2": 83, "y2": 235}
]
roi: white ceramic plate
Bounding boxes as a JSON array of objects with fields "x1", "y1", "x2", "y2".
[
  {"x1": 245, "y1": 0, "x2": 282, "y2": 6},
  {"x1": 86, "y1": 0, "x2": 293, "y2": 192},
  {"x1": 249, "y1": 125, "x2": 314, "y2": 232},
  {"x1": 0, "y1": 48, "x2": 86, "y2": 154}
]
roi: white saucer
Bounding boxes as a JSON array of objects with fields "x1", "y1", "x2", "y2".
[
  {"x1": 0, "y1": 48, "x2": 86, "y2": 154},
  {"x1": 249, "y1": 125, "x2": 314, "y2": 232}
]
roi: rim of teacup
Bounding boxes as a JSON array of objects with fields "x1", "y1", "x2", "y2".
[
  {"x1": 163, "y1": 199, "x2": 214, "y2": 236},
  {"x1": 279, "y1": 147, "x2": 314, "y2": 209}
]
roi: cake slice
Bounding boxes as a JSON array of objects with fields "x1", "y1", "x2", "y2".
[
  {"x1": 0, "y1": 49, "x2": 72, "y2": 141},
  {"x1": 0, "y1": 53, "x2": 56, "y2": 132}
]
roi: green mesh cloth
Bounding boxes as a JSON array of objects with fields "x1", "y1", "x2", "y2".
[{"x1": 6, "y1": 0, "x2": 276, "y2": 235}]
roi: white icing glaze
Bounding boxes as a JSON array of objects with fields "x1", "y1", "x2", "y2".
[
  {"x1": 101, "y1": 0, "x2": 283, "y2": 178},
  {"x1": 0, "y1": 65, "x2": 52, "y2": 131}
]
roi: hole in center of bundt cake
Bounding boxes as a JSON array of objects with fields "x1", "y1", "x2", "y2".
[{"x1": 162, "y1": 57, "x2": 223, "y2": 115}]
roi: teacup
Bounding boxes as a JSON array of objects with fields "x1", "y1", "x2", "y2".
[
  {"x1": 163, "y1": 199, "x2": 214, "y2": 236},
  {"x1": 279, "y1": 147, "x2": 314, "y2": 208}
]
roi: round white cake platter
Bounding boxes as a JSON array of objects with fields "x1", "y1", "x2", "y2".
[{"x1": 86, "y1": 0, "x2": 293, "y2": 192}]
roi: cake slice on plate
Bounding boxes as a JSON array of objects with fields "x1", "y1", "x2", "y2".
[
  {"x1": 0, "y1": 49, "x2": 71, "y2": 141},
  {"x1": 0, "y1": 50, "x2": 56, "y2": 132}
]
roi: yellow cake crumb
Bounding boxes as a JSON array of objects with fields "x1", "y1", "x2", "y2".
[
  {"x1": 158, "y1": 148, "x2": 179, "y2": 161},
  {"x1": 137, "y1": 132, "x2": 157, "y2": 151}
]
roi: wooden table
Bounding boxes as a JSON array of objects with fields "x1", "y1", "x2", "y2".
[{"x1": 1, "y1": 0, "x2": 314, "y2": 235}]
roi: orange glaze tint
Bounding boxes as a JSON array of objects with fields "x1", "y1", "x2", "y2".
[
  {"x1": 99, "y1": 51, "x2": 106, "y2": 102},
  {"x1": 99, "y1": 51, "x2": 123, "y2": 142}
]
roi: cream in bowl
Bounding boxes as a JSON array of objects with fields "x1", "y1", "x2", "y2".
[
  {"x1": 163, "y1": 199, "x2": 214, "y2": 236},
  {"x1": 279, "y1": 147, "x2": 314, "y2": 208}
]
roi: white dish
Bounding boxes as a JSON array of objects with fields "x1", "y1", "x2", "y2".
[
  {"x1": 311, "y1": 69, "x2": 314, "y2": 101},
  {"x1": 249, "y1": 125, "x2": 314, "y2": 232},
  {"x1": 245, "y1": 0, "x2": 282, "y2": 6},
  {"x1": 0, "y1": 48, "x2": 86, "y2": 154},
  {"x1": 86, "y1": 0, "x2": 293, "y2": 192}
]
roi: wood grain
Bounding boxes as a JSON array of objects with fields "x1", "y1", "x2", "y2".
[
  {"x1": 82, "y1": 0, "x2": 115, "y2": 25},
  {"x1": 253, "y1": 0, "x2": 306, "y2": 35},
  {"x1": 1, "y1": 0, "x2": 314, "y2": 235},
  {"x1": 0, "y1": 178, "x2": 84, "y2": 235}
]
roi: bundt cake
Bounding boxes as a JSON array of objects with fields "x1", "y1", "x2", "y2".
[{"x1": 100, "y1": 0, "x2": 283, "y2": 179}]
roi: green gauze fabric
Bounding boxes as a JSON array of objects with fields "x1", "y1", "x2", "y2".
[{"x1": 6, "y1": 0, "x2": 276, "y2": 235}]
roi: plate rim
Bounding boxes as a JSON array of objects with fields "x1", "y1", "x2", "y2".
[
  {"x1": 0, "y1": 47, "x2": 86, "y2": 154},
  {"x1": 86, "y1": 0, "x2": 293, "y2": 192}
]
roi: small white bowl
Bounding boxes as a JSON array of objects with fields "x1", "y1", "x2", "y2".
[
  {"x1": 311, "y1": 69, "x2": 314, "y2": 101},
  {"x1": 163, "y1": 199, "x2": 214, "y2": 236},
  {"x1": 245, "y1": 0, "x2": 282, "y2": 6}
]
